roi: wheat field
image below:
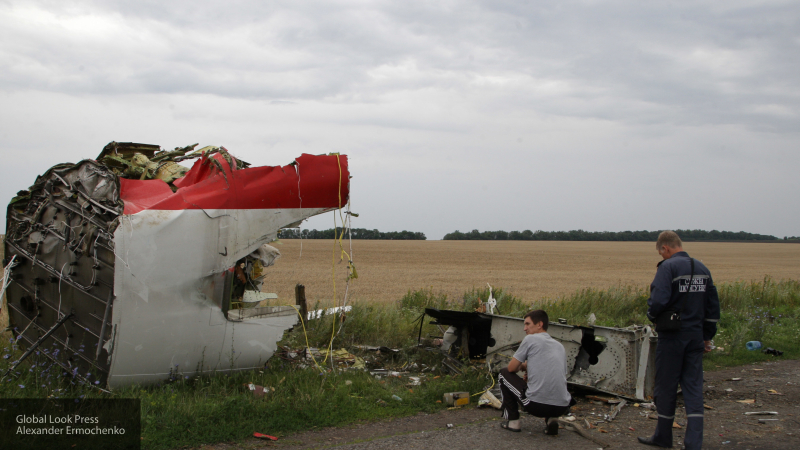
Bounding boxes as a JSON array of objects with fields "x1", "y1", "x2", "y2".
[
  {"x1": 3, "y1": 238, "x2": 799, "y2": 317},
  {"x1": 263, "y1": 240, "x2": 800, "y2": 307}
]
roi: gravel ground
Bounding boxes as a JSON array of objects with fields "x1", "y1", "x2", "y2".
[{"x1": 201, "y1": 359, "x2": 800, "y2": 450}]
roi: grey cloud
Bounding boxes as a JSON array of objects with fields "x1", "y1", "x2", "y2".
[{"x1": 3, "y1": 0, "x2": 798, "y2": 134}]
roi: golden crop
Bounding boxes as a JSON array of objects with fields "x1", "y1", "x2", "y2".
[{"x1": 263, "y1": 240, "x2": 800, "y2": 306}]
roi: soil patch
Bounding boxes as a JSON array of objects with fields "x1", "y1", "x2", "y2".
[{"x1": 199, "y1": 359, "x2": 800, "y2": 450}]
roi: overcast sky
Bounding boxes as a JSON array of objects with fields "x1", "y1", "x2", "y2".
[{"x1": 2, "y1": 1, "x2": 798, "y2": 239}]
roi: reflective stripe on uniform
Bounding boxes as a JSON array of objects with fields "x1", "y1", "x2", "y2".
[
  {"x1": 705, "y1": 319, "x2": 718, "y2": 322},
  {"x1": 687, "y1": 414, "x2": 704, "y2": 418},
  {"x1": 658, "y1": 414, "x2": 675, "y2": 420},
  {"x1": 672, "y1": 274, "x2": 710, "y2": 282}
]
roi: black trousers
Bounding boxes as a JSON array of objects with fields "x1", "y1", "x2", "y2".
[
  {"x1": 498, "y1": 368, "x2": 571, "y2": 421},
  {"x1": 650, "y1": 338, "x2": 705, "y2": 450}
]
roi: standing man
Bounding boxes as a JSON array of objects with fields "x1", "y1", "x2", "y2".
[
  {"x1": 498, "y1": 310, "x2": 574, "y2": 435},
  {"x1": 639, "y1": 231, "x2": 720, "y2": 449}
]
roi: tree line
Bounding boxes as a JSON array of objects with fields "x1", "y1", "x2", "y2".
[
  {"x1": 278, "y1": 228, "x2": 427, "y2": 240},
  {"x1": 442, "y1": 229, "x2": 780, "y2": 241}
]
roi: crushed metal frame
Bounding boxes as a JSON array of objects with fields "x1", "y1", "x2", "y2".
[
  {"x1": 4, "y1": 143, "x2": 349, "y2": 389},
  {"x1": 423, "y1": 308, "x2": 657, "y2": 401}
]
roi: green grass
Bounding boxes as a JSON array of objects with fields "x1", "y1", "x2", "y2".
[{"x1": 2, "y1": 278, "x2": 799, "y2": 449}]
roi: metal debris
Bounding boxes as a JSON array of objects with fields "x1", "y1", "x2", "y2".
[{"x1": 4, "y1": 142, "x2": 350, "y2": 388}]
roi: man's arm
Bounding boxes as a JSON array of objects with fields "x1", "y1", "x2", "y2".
[
  {"x1": 647, "y1": 264, "x2": 674, "y2": 321},
  {"x1": 507, "y1": 357, "x2": 523, "y2": 373},
  {"x1": 703, "y1": 276, "x2": 721, "y2": 351}
]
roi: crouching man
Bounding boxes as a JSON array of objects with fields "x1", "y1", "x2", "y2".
[{"x1": 499, "y1": 309, "x2": 574, "y2": 435}]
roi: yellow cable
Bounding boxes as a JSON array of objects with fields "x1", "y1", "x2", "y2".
[
  {"x1": 324, "y1": 153, "x2": 344, "y2": 363},
  {"x1": 471, "y1": 362, "x2": 497, "y2": 397},
  {"x1": 289, "y1": 305, "x2": 325, "y2": 373}
]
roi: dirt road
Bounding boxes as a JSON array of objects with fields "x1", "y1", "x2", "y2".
[{"x1": 202, "y1": 359, "x2": 799, "y2": 450}]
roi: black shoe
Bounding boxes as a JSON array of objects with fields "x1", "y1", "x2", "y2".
[
  {"x1": 545, "y1": 417, "x2": 559, "y2": 436},
  {"x1": 637, "y1": 436, "x2": 671, "y2": 448}
]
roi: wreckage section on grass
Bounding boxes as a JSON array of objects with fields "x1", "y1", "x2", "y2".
[
  {"x1": 424, "y1": 308, "x2": 657, "y2": 401},
  {"x1": 4, "y1": 142, "x2": 349, "y2": 389}
]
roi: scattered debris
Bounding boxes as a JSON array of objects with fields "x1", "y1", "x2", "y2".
[
  {"x1": 587, "y1": 395, "x2": 623, "y2": 404},
  {"x1": 477, "y1": 390, "x2": 502, "y2": 409},
  {"x1": 443, "y1": 392, "x2": 470, "y2": 407},
  {"x1": 737, "y1": 399, "x2": 756, "y2": 404},
  {"x1": 746, "y1": 341, "x2": 762, "y2": 351},
  {"x1": 253, "y1": 433, "x2": 278, "y2": 441},
  {"x1": 247, "y1": 384, "x2": 273, "y2": 398},
  {"x1": 727, "y1": 378, "x2": 742, "y2": 381},
  {"x1": 607, "y1": 399, "x2": 628, "y2": 421},
  {"x1": 559, "y1": 418, "x2": 610, "y2": 448},
  {"x1": 744, "y1": 411, "x2": 778, "y2": 415},
  {"x1": 763, "y1": 347, "x2": 784, "y2": 356}
]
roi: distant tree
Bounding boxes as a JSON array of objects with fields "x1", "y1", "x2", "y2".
[
  {"x1": 442, "y1": 228, "x2": 779, "y2": 242},
  {"x1": 278, "y1": 228, "x2": 426, "y2": 240}
]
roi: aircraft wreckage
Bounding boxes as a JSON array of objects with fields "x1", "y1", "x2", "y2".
[
  {"x1": 3, "y1": 142, "x2": 349, "y2": 389},
  {"x1": 424, "y1": 307, "x2": 658, "y2": 401}
]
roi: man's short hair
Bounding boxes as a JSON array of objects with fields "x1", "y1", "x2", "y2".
[
  {"x1": 656, "y1": 230, "x2": 683, "y2": 250},
  {"x1": 524, "y1": 310, "x2": 549, "y2": 330}
]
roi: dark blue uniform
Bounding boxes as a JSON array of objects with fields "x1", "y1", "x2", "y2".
[{"x1": 646, "y1": 251, "x2": 720, "y2": 450}]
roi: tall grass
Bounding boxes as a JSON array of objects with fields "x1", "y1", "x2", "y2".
[{"x1": 1, "y1": 278, "x2": 798, "y2": 449}]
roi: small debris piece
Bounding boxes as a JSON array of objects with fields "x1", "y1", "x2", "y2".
[
  {"x1": 607, "y1": 399, "x2": 627, "y2": 422},
  {"x1": 673, "y1": 423, "x2": 682, "y2": 429},
  {"x1": 725, "y1": 389, "x2": 734, "y2": 393},
  {"x1": 558, "y1": 419, "x2": 610, "y2": 448},
  {"x1": 629, "y1": 427, "x2": 635, "y2": 431},
  {"x1": 443, "y1": 392, "x2": 470, "y2": 406},
  {"x1": 703, "y1": 405, "x2": 714, "y2": 410},
  {"x1": 727, "y1": 378, "x2": 742, "y2": 381},
  {"x1": 477, "y1": 390, "x2": 502, "y2": 409},
  {"x1": 763, "y1": 347, "x2": 784, "y2": 356},
  {"x1": 247, "y1": 383, "x2": 271, "y2": 398},
  {"x1": 767, "y1": 389, "x2": 782, "y2": 395},
  {"x1": 446, "y1": 424, "x2": 454, "y2": 429},
  {"x1": 737, "y1": 399, "x2": 756, "y2": 404},
  {"x1": 587, "y1": 395, "x2": 622, "y2": 404},
  {"x1": 253, "y1": 433, "x2": 278, "y2": 441},
  {"x1": 744, "y1": 411, "x2": 778, "y2": 415}
]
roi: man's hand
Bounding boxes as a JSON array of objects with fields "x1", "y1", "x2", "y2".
[{"x1": 704, "y1": 340, "x2": 714, "y2": 354}]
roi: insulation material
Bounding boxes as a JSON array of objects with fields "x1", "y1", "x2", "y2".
[{"x1": 4, "y1": 143, "x2": 349, "y2": 388}]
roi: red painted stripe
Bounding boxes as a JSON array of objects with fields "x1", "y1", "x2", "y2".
[{"x1": 120, "y1": 153, "x2": 348, "y2": 214}]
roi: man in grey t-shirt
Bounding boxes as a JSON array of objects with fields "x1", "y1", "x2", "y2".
[{"x1": 498, "y1": 309, "x2": 574, "y2": 435}]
